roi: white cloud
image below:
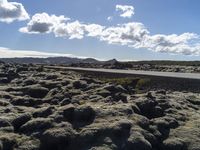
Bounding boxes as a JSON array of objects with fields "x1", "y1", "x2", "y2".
[
  {"x1": 19, "y1": 13, "x2": 69, "y2": 34},
  {"x1": 54, "y1": 21, "x2": 105, "y2": 39},
  {"x1": 116, "y1": 5, "x2": 134, "y2": 18},
  {"x1": 84, "y1": 23, "x2": 105, "y2": 37},
  {"x1": 0, "y1": 47, "x2": 77, "y2": 58},
  {"x1": 2, "y1": 1, "x2": 199, "y2": 56},
  {"x1": 54, "y1": 21, "x2": 85, "y2": 39},
  {"x1": 143, "y1": 33, "x2": 200, "y2": 55},
  {"x1": 96, "y1": 23, "x2": 200, "y2": 55},
  {"x1": 19, "y1": 11, "x2": 200, "y2": 56},
  {"x1": 0, "y1": 0, "x2": 29, "y2": 23},
  {"x1": 20, "y1": 14, "x2": 105, "y2": 39},
  {"x1": 99, "y1": 22, "x2": 149, "y2": 46}
]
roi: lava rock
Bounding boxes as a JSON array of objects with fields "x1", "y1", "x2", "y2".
[
  {"x1": 41, "y1": 124, "x2": 76, "y2": 150},
  {"x1": 12, "y1": 113, "x2": 32, "y2": 131},
  {"x1": 25, "y1": 85, "x2": 49, "y2": 98},
  {"x1": 20, "y1": 118, "x2": 54, "y2": 135}
]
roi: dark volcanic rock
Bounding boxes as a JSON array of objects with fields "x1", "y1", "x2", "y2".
[
  {"x1": 40, "y1": 125, "x2": 76, "y2": 150},
  {"x1": 63, "y1": 105, "x2": 96, "y2": 128},
  {"x1": 73, "y1": 80, "x2": 88, "y2": 89},
  {"x1": 33, "y1": 106, "x2": 54, "y2": 118},
  {"x1": 10, "y1": 97, "x2": 42, "y2": 107},
  {"x1": 20, "y1": 118, "x2": 54, "y2": 135},
  {"x1": 23, "y1": 78, "x2": 37, "y2": 86},
  {"x1": 0, "y1": 119, "x2": 12, "y2": 128},
  {"x1": 63, "y1": 104, "x2": 75, "y2": 122},
  {"x1": 135, "y1": 98, "x2": 158, "y2": 119},
  {"x1": 25, "y1": 85, "x2": 49, "y2": 98},
  {"x1": 104, "y1": 84, "x2": 127, "y2": 94},
  {"x1": 126, "y1": 135, "x2": 152, "y2": 150},
  {"x1": 162, "y1": 138, "x2": 187, "y2": 150},
  {"x1": 12, "y1": 113, "x2": 32, "y2": 131},
  {"x1": 60, "y1": 98, "x2": 71, "y2": 106},
  {"x1": 97, "y1": 89, "x2": 111, "y2": 97},
  {"x1": 0, "y1": 78, "x2": 9, "y2": 84},
  {"x1": 0, "y1": 63, "x2": 199, "y2": 150},
  {"x1": 74, "y1": 105, "x2": 96, "y2": 124}
]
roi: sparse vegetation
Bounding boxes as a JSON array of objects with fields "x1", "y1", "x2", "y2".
[
  {"x1": 97, "y1": 77, "x2": 151, "y2": 93},
  {"x1": 136, "y1": 78, "x2": 151, "y2": 90},
  {"x1": 101, "y1": 77, "x2": 140, "y2": 86}
]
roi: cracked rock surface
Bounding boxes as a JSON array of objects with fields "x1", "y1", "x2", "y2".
[{"x1": 0, "y1": 63, "x2": 199, "y2": 150}]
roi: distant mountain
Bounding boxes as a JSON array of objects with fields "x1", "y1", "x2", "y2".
[
  {"x1": 1, "y1": 57, "x2": 199, "y2": 67},
  {"x1": 81, "y1": 58, "x2": 100, "y2": 64},
  {"x1": 104, "y1": 59, "x2": 118, "y2": 65},
  {"x1": 0, "y1": 57, "x2": 113, "y2": 65},
  {"x1": 0, "y1": 57, "x2": 81, "y2": 64}
]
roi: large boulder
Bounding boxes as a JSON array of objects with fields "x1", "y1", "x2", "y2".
[
  {"x1": 62, "y1": 104, "x2": 75, "y2": 122},
  {"x1": 97, "y1": 89, "x2": 111, "y2": 98},
  {"x1": 23, "y1": 78, "x2": 37, "y2": 86},
  {"x1": 74, "y1": 105, "x2": 96, "y2": 123},
  {"x1": 60, "y1": 98, "x2": 71, "y2": 106},
  {"x1": 103, "y1": 84, "x2": 127, "y2": 94},
  {"x1": 63, "y1": 105, "x2": 96, "y2": 128},
  {"x1": 73, "y1": 80, "x2": 88, "y2": 89},
  {"x1": 20, "y1": 118, "x2": 54, "y2": 135},
  {"x1": 110, "y1": 120, "x2": 132, "y2": 139},
  {"x1": 162, "y1": 138, "x2": 187, "y2": 150},
  {"x1": 32, "y1": 106, "x2": 54, "y2": 118},
  {"x1": 10, "y1": 97, "x2": 42, "y2": 107},
  {"x1": 12, "y1": 113, "x2": 32, "y2": 131},
  {"x1": 40, "y1": 124, "x2": 76, "y2": 150},
  {"x1": 126, "y1": 135, "x2": 152, "y2": 150},
  {"x1": 135, "y1": 97, "x2": 159, "y2": 118},
  {"x1": 24, "y1": 85, "x2": 49, "y2": 98}
]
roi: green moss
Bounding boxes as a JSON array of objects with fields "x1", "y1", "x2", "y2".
[
  {"x1": 97, "y1": 76, "x2": 151, "y2": 93},
  {"x1": 102, "y1": 77, "x2": 140, "y2": 86},
  {"x1": 136, "y1": 78, "x2": 151, "y2": 90}
]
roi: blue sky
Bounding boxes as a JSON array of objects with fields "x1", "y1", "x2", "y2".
[{"x1": 0, "y1": 0, "x2": 200, "y2": 60}]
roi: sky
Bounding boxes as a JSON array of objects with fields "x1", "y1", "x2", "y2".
[{"x1": 0, "y1": 0, "x2": 200, "y2": 60}]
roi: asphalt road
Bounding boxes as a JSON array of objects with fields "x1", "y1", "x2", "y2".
[{"x1": 45, "y1": 66, "x2": 200, "y2": 80}]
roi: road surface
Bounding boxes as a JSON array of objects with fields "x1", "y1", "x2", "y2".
[{"x1": 45, "y1": 66, "x2": 200, "y2": 80}]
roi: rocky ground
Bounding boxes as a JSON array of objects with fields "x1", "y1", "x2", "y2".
[
  {"x1": 70, "y1": 62, "x2": 200, "y2": 73},
  {"x1": 0, "y1": 63, "x2": 200, "y2": 150},
  {"x1": 128, "y1": 64, "x2": 200, "y2": 73}
]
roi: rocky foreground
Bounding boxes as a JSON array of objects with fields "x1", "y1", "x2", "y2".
[{"x1": 0, "y1": 63, "x2": 200, "y2": 150}]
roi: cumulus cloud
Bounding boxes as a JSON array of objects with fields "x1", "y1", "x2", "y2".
[
  {"x1": 143, "y1": 33, "x2": 200, "y2": 55},
  {"x1": 20, "y1": 14, "x2": 104, "y2": 39},
  {"x1": 116, "y1": 5, "x2": 134, "y2": 18},
  {"x1": 84, "y1": 23, "x2": 105, "y2": 37},
  {"x1": 54, "y1": 21, "x2": 86, "y2": 39},
  {"x1": 19, "y1": 13, "x2": 69, "y2": 34},
  {"x1": 99, "y1": 22, "x2": 148, "y2": 46},
  {"x1": 96, "y1": 23, "x2": 200, "y2": 55},
  {"x1": 0, "y1": 47, "x2": 76, "y2": 58},
  {"x1": 54, "y1": 21, "x2": 104, "y2": 39},
  {"x1": 19, "y1": 10, "x2": 200, "y2": 56},
  {"x1": 0, "y1": 0, "x2": 29, "y2": 23}
]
